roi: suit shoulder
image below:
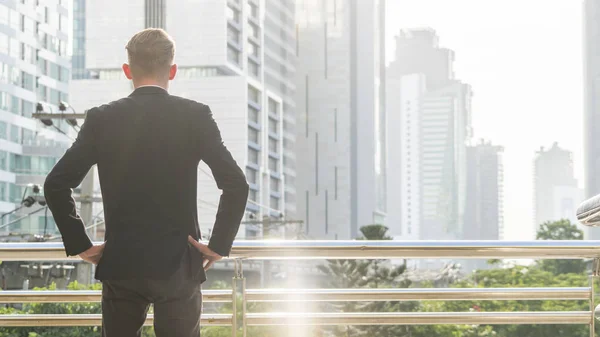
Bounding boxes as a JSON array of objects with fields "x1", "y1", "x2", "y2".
[
  {"x1": 85, "y1": 97, "x2": 134, "y2": 118},
  {"x1": 168, "y1": 95, "x2": 210, "y2": 114}
]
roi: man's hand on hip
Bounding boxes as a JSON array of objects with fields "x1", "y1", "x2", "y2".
[
  {"x1": 188, "y1": 235, "x2": 222, "y2": 271},
  {"x1": 79, "y1": 242, "x2": 106, "y2": 265}
]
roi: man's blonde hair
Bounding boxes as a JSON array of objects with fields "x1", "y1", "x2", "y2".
[{"x1": 125, "y1": 28, "x2": 175, "y2": 79}]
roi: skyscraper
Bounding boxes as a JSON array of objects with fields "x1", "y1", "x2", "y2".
[
  {"x1": 72, "y1": 0, "x2": 88, "y2": 79},
  {"x1": 264, "y1": 0, "x2": 297, "y2": 220},
  {"x1": 464, "y1": 140, "x2": 504, "y2": 241},
  {"x1": 534, "y1": 142, "x2": 584, "y2": 236},
  {"x1": 0, "y1": 0, "x2": 72, "y2": 236},
  {"x1": 584, "y1": 0, "x2": 600, "y2": 238},
  {"x1": 70, "y1": 0, "x2": 295, "y2": 239},
  {"x1": 386, "y1": 29, "x2": 472, "y2": 242},
  {"x1": 294, "y1": 0, "x2": 386, "y2": 239}
]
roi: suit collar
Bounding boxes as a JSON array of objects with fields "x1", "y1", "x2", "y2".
[{"x1": 129, "y1": 86, "x2": 169, "y2": 97}]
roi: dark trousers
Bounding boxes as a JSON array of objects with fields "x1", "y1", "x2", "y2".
[{"x1": 101, "y1": 245, "x2": 203, "y2": 337}]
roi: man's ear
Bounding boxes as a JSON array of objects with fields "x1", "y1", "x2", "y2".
[
  {"x1": 122, "y1": 63, "x2": 133, "y2": 80},
  {"x1": 169, "y1": 64, "x2": 178, "y2": 80}
]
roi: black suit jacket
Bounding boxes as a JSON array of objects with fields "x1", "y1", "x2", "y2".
[{"x1": 44, "y1": 86, "x2": 249, "y2": 281}]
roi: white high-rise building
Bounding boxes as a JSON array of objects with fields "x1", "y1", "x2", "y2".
[
  {"x1": 71, "y1": 0, "x2": 296, "y2": 240},
  {"x1": 386, "y1": 29, "x2": 472, "y2": 242},
  {"x1": 386, "y1": 73, "x2": 425, "y2": 240},
  {"x1": 295, "y1": 0, "x2": 387, "y2": 239},
  {"x1": 534, "y1": 142, "x2": 585, "y2": 237},
  {"x1": 0, "y1": 1, "x2": 73, "y2": 238}
]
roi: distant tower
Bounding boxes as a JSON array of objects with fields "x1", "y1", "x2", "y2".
[{"x1": 533, "y1": 143, "x2": 584, "y2": 236}]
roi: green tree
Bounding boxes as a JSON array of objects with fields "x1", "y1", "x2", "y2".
[
  {"x1": 318, "y1": 224, "x2": 414, "y2": 337},
  {"x1": 440, "y1": 264, "x2": 593, "y2": 337},
  {"x1": 536, "y1": 219, "x2": 587, "y2": 275}
]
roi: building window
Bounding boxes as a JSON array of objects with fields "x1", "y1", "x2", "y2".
[
  {"x1": 269, "y1": 139, "x2": 278, "y2": 154},
  {"x1": 248, "y1": 126, "x2": 259, "y2": 144},
  {"x1": 268, "y1": 117, "x2": 278, "y2": 134},
  {"x1": 270, "y1": 196, "x2": 279, "y2": 210},
  {"x1": 9, "y1": 38, "x2": 18, "y2": 59},
  {"x1": 268, "y1": 98, "x2": 278, "y2": 114},
  {"x1": 268, "y1": 157, "x2": 278, "y2": 172},
  {"x1": 21, "y1": 43, "x2": 35, "y2": 65},
  {"x1": 246, "y1": 167, "x2": 257, "y2": 184},
  {"x1": 248, "y1": 22, "x2": 259, "y2": 38},
  {"x1": 247, "y1": 41, "x2": 259, "y2": 57},
  {"x1": 38, "y1": 57, "x2": 47, "y2": 75},
  {"x1": 10, "y1": 124, "x2": 19, "y2": 143},
  {"x1": 248, "y1": 59, "x2": 259, "y2": 77},
  {"x1": 59, "y1": 66, "x2": 69, "y2": 83},
  {"x1": 22, "y1": 101, "x2": 33, "y2": 117},
  {"x1": 228, "y1": 24, "x2": 240, "y2": 44},
  {"x1": 21, "y1": 72, "x2": 33, "y2": 91},
  {"x1": 0, "y1": 33, "x2": 7, "y2": 54},
  {"x1": 22, "y1": 128, "x2": 33, "y2": 145},
  {"x1": 37, "y1": 83, "x2": 47, "y2": 101},
  {"x1": 270, "y1": 177, "x2": 279, "y2": 192},
  {"x1": 0, "y1": 181, "x2": 6, "y2": 201},
  {"x1": 10, "y1": 95, "x2": 18, "y2": 114},
  {"x1": 247, "y1": 2, "x2": 258, "y2": 19},
  {"x1": 248, "y1": 85, "x2": 260, "y2": 105},
  {"x1": 248, "y1": 147, "x2": 259, "y2": 165},
  {"x1": 50, "y1": 89, "x2": 60, "y2": 105},
  {"x1": 0, "y1": 92, "x2": 7, "y2": 111},
  {"x1": 248, "y1": 189, "x2": 257, "y2": 202},
  {"x1": 226, "y1": 5, "x2": 240, "y2": 23},
  {"x1": 49, "y1": 62, "x2": 60, "y2": 80},
  {"x1": 227, "y1": 45, "x2": 240, "y2": 65},
  {"x1": 248, "y1": 105, "x2": 259, "y2": 124}
]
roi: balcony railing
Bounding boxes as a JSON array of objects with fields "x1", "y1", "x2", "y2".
[{"x1": 0, "y1": 240, "x2": 599, "y2": 336}]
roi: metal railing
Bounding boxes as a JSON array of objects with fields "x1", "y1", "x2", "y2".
[{"x1": 0, "y1": 240, "x2": 599, "y2": 336}]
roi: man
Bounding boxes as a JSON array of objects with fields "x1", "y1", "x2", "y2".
[{"x1": 44, "y1": 28, "x2": 249, "y2": 337}]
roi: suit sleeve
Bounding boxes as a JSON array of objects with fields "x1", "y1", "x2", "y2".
[
  {"x1": 44, "y1": 110, "x2": 99, "y2": 256},
  {"x1": 198, "y1": 105, "x2": 249, "y2": 257}
]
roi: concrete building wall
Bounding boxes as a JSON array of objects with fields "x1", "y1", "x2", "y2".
[
  {"x1": 0, "y1": 0, "x2": 73, "y2": 235},
  {"x1": 167, "y1": 0, "x2": 228, "y2": 68},
  {"x1": 583, "y1": 0, "x2": 600, "y2": 238},
  {"x1": 295, "y1": 0, "x2": 385, "y2": 239},
  {"x1": 86, "y1": 1, "x2": 144, "y2": 69},
  {"x1": 386, "y1": 74, "x2": 425, "y2": 240}
]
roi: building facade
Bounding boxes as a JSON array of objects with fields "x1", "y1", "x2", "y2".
[
  {"x1": 71, "y1": 0, "x2": 88, "y2": 79},
  {"x1": 584, "y1": 0, "x2": 600, "y2": 238},
  {"x1": 386, "y1": 29, "x2": 472, "y2": 242},
  {"x1": 294, "y1": 0, "x2": 386, "y2": 239},
  {"x1": 386, "y1": 73, "x2": 425, "y2": 240},
  {"x1": 0, "y1": 0, "x2": 72, "y2": 238},
  {"x1": 464, "y1": 140, "x2": 504, "y2": 241},
  {"x1": 71, "y1": 0, "x2": 294, "y2": 240},
  {"x1": 264, "y1": 0, "x2": 297, "y2": 220},
  {"x1": 533, "y1": 142, "x2": 585, "y2": 236}
]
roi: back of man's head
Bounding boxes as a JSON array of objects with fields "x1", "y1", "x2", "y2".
[{"x1": 125, "y1": 28, "x2": 175, "y2": 81}]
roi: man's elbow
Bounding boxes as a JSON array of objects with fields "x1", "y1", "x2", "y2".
[
  {"x1": 43, "y1": 173, "x2": 59, "y2": 198},
  {"x1": 236, "y1": 176, "x2": 250, "y2": 197},
  {"x1": 233, "y1": 174, "x2": 250, "y2": 199}
]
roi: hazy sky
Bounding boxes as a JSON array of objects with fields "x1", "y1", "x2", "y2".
[{"x1": 385, "y1": 0, "x2": 583, "y2": 240}]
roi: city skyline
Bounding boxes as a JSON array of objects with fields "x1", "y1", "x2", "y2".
[
  {"x1": 63, "y1": 0, "x2": 582, "y2": 239},
  {"x1": 387, "y1": 0, "x2": 584, "y2": 240}
]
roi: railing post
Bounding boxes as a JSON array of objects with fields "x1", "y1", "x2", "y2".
[
  {"x1": 591, "y1": 258, "x2": 599, "y2": 337},
  {"x1": 232, "y1": 260, "x2": 238, "y2": 337},
  {"x1": 232, "y1": 259, "x2": 247, "y2": 337}
]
